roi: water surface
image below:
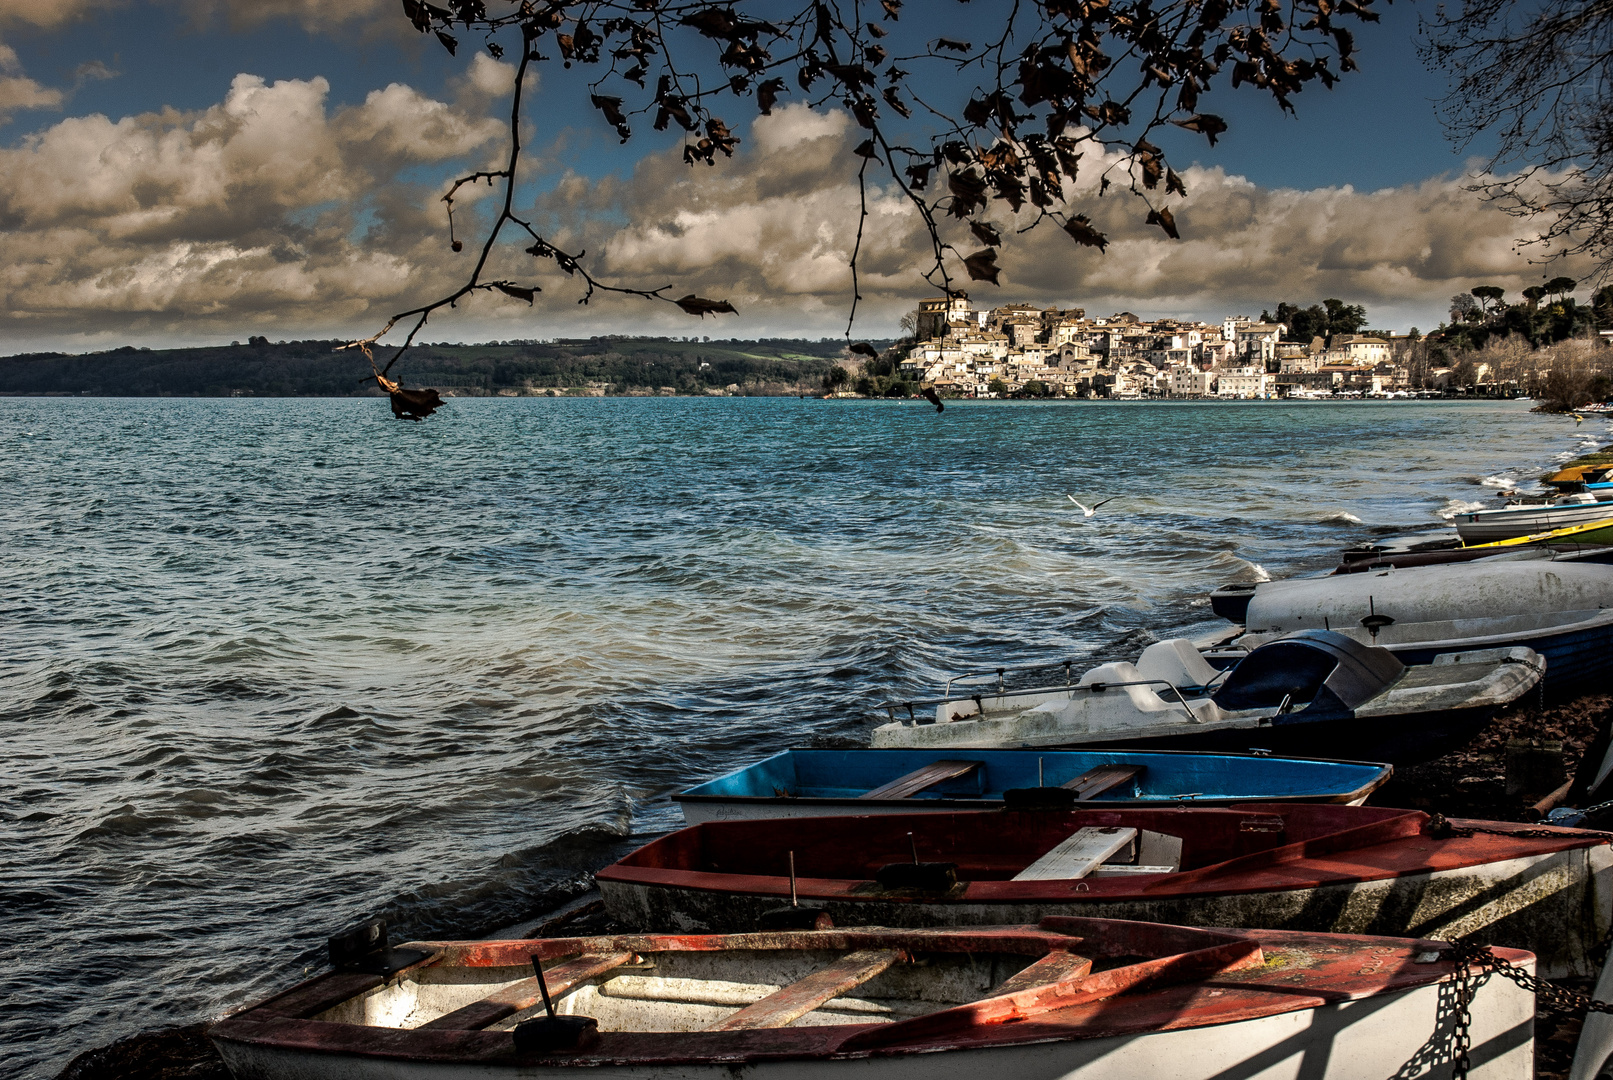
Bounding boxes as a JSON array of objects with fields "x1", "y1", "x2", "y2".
[{"x1": 0, "y1": 396, "x2": 1592, "y2": 1076}]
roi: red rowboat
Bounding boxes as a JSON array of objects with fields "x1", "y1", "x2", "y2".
[
  {"x1": 208, "y1": 918, "x2": 1534, "y2": 1079},
  {"x1": 596, "y1": 802, "x2": 1613, "y2": 977}
]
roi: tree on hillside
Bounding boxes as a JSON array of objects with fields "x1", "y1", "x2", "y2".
[
  {"x1": 1471, "y1": 284, "x2": 1506, "y2": 316},
  {"x1": 1422, "y1": 0, "x2": 1613, "y2": 280},
  {"x1": 350, "y1": 0, "x2": 1391, "y2": 419},
  {"x1": 822, "y1": 364, "x2": 849, "y2": 392},
  {"x1": 1595, "y1": 285, "x2": 1613, "y2": 330},
  {"x1": 1263, "y1": 298, "x2": 1368, "y2": 341},
  {"x1": 1450, "y1": 293, "x2": 1482, "y2": 323}
]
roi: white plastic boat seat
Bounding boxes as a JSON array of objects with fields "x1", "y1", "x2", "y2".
[
  {"x1": 1134, "y1": 639, "x2": 1223, "y2": 690},
  {"x1": 1013, "y1": 826, "x2": 1138, "y2": 881},
  {"x1": 1073, "y1": 662, "x2": 1181, "y2": 714},
  {"x1": 706, "y1": 949, "x2": 903, "y2": 1031},
  {"x1": 1076, "y1": 661, "x2": 1142, "y2": 687}
]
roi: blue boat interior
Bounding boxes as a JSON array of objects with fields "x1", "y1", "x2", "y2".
[{"x1": 679, "y1": 748, "x2": 1383, "y2": 803}]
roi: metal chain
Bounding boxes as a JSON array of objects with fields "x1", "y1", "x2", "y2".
[
  {"x1": 1446, "y1": 945, "x2": 1475, "y2": 1080},
  {"x1": 1571, "y1": 796, "x2": 1613, "y2": 820},
  {"x1": 1427, "y1": 812, "x2": 1613, "y2": 842},
  {"x1": 1441, "y1": 940, "x2": 1613, "y2": 1080}
]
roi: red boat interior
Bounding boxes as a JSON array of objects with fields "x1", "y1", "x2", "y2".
[
  {"x1": 606, "y1": 803, "x2": 1605, "y2": 894},
  {"x1": 616, "y1": 804, "x2": 1424, "y2": 880}
]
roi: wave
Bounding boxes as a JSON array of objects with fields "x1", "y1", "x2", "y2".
[
  {"x1": 1438, "y1": 498, "x2": 1487, "y2": 519},
  {"x1": 1317, "y1": 511, "x2": 1363, "y2": 525},
  {"x1": 1480, "y1": 474, "x2": 1521, "y2": 489},
  {"x1": 1207, "y1": 552, "x2": 1271, "y2": 582}
]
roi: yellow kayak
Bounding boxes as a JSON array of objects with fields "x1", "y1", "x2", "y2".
[{"x1": 1464, "y1": 516, "x2": 1613, "y2": 549}]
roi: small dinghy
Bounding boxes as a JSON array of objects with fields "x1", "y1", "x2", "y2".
[
  {"x1": 867, "y1": 630, "x2": 1540, "y2": 764},
  {"x1": 208, "y1": 917, "x2": 1535, "y2": 1080},
  {"x1": 1453, "y1": 494, "x2": 1613, "y2": 542},
  {"x1": 596, "y1": 803, "x2": 1613, "y2": 977},
  {"x1": 1330, "y1": 523, "x2": 1613, "y2": 575},
  {"x1": 674, "y1": 748, "x2": 1392, "y2": 823},
  {"x1": 1220, "y1": 560, "x2": 1613, "y2": 696}
]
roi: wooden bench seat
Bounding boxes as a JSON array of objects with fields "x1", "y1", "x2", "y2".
[
  {"x1": 861, "y1": 760, "x2": 982, "y2": 801},
  {"x1": 417, "y1": 952, "x2": 635, "y2": 1031},
  {"x1": 1061, "y1": 763, "x2": 1143, "y2": 800},
  {"x1": 989, "y1": 951, "x2": 1093, "y2": 996},
  {"x1": 706, "y1": 949, "x2": 903, "y2": 1031},
  {"x1": 1012, "y1": 826, "x2": 1138, "y2": 881}
]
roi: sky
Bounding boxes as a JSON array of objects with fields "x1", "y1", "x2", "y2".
[{"x1": 0, "y1": 0, "x2": 1589, "y2": 352}]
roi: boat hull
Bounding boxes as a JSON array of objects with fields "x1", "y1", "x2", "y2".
[
  {"x1": 212, "y1": 976, "x2": 1534, "y2": 1080},
  {"x1": 600, "y1": 844, "x2": 1609, "y2": 978},
  {"x1": 1064, "y1": 701, "x2": 1498, "y2": 764},
  {"x1": 675, "y1": 749, "x2": 1392, "y2": 823},
  {"x1": 1385, "y1": 618, "x2": 1613, "y2": 699},
  {"x1": 208, "y1": 921, "x2": 1536, "y2": 1080},
  {"x1": 1453, "y1": 502, "x2": 1613, "y2": 542}
]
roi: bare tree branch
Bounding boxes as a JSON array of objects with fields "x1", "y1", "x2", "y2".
[{"x1": 352, "y1": 0, "x2": 1382, "y2": 417}]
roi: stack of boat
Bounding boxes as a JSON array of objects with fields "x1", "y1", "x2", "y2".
[{"x1": 209, "y1": 464, "x2": 1613, "y2": 1080}]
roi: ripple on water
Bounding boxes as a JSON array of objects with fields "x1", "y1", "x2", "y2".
[{"x1": 0, "y1": 396, "x2": 1583, "y2": 1077}]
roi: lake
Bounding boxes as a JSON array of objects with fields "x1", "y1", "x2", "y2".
[{"x1": 0, "y1": 395, "x2": 1593, "y2": 1076}]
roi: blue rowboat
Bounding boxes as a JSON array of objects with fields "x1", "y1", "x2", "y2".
[{"x1": 673, "y1": 748, "x2": 1392, "y2": 824}]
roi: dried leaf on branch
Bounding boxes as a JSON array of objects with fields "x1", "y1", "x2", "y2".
[{"x1": 674, "y1": 295, "x2": 739, "y2": 316}]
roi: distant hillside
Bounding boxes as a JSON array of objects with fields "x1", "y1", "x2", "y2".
[{"x1": 0, "y1": 337, "x2": 877, "y2": 397}]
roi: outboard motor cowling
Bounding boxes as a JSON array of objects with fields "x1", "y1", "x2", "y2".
[{"x1": 1212, "y1": 629, "x2": 1404, "y2": 720}]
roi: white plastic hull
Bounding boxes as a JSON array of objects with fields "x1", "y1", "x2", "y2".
[{"x1": 1453, "y1": 503, "x2": 1613, "y2": 543}]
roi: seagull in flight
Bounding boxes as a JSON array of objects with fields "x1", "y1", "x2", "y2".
[
  {"x1": 1068, "y1": 495, "x2": 1117, "y2": 517},
  {"x1": 1574, "y1": 412, "x2": 1586, "y2": 425}
]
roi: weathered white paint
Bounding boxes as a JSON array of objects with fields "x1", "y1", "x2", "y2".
[{"x1": 1013, "y1": 828, "x2": 1138, "y2": 881}]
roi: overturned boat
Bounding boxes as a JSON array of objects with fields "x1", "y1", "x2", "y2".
[
  {"x1": 867, "y1": 630, "x2": 1540, "y2": 764},
  {"x1": 675, "y1": 748, "x2": 1392, "y2": 823},
  {"x1": 1214, "y1": 560, "x2": 1613, "y2": 696},
  {"x1": 208, "y1": 917, "x2": 1535, "y2": 1080},
  {"x1": 597, "y1": 803, "x2": 1613, "y2": 978}
]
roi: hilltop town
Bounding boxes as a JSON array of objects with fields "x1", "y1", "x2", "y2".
[{"x1": 891, "y1": 296, "x2": 1423, "y2": 399}]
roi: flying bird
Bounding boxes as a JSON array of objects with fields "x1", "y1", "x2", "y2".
[
  {"x1": 1067, "y1": 495, "x2": 1117, "y2": 516},
  {"x1": 1574, "y1": 413, "x2": 1586, "y2": 424}
]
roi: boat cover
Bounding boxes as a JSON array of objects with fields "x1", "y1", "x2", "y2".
[{"x1": 1212, "y1": 630, "x2": 1404, "y2": 716}]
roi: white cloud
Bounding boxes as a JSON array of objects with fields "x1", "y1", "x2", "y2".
[
  {"x1": 0, "y1": 0, "x2": 116, "y2": 29},
  {"x1": 0, "y1": 90, "x2": 1598, "y2": 352},
  {"x1": 462, "y1": 54, "x2": 517, "y2": 98},
  {"x1": 0, "y1": 71, "x2": 506, "y2": 346}
]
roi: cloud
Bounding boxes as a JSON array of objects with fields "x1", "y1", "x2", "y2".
[
  {"x1": 0, "y1": 69, "x2": 506, "y2": 347},
  {"x1": 0, "y1": 85, "x2": 1597, "y2": 352},
  {"x1": 0, "y1": 74, "x2": 62, "y2": 119},
  {"x1": 0, "y1": 0, "x2": 117, "y2": 29},
  {"x1": 510, "y1": 104, "x2": 1599, "y2": 337},
  {"x1": 0, "y1": 36, "x2": 62, "y2": 124}
]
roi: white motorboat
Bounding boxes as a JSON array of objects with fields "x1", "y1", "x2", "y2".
[
  {"x1": 868, "y1": 629, "x2": 1542, "y2": 764},
  {"x1": 1222, "y1": 559, "x2": 1613, "y2": 695}
]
